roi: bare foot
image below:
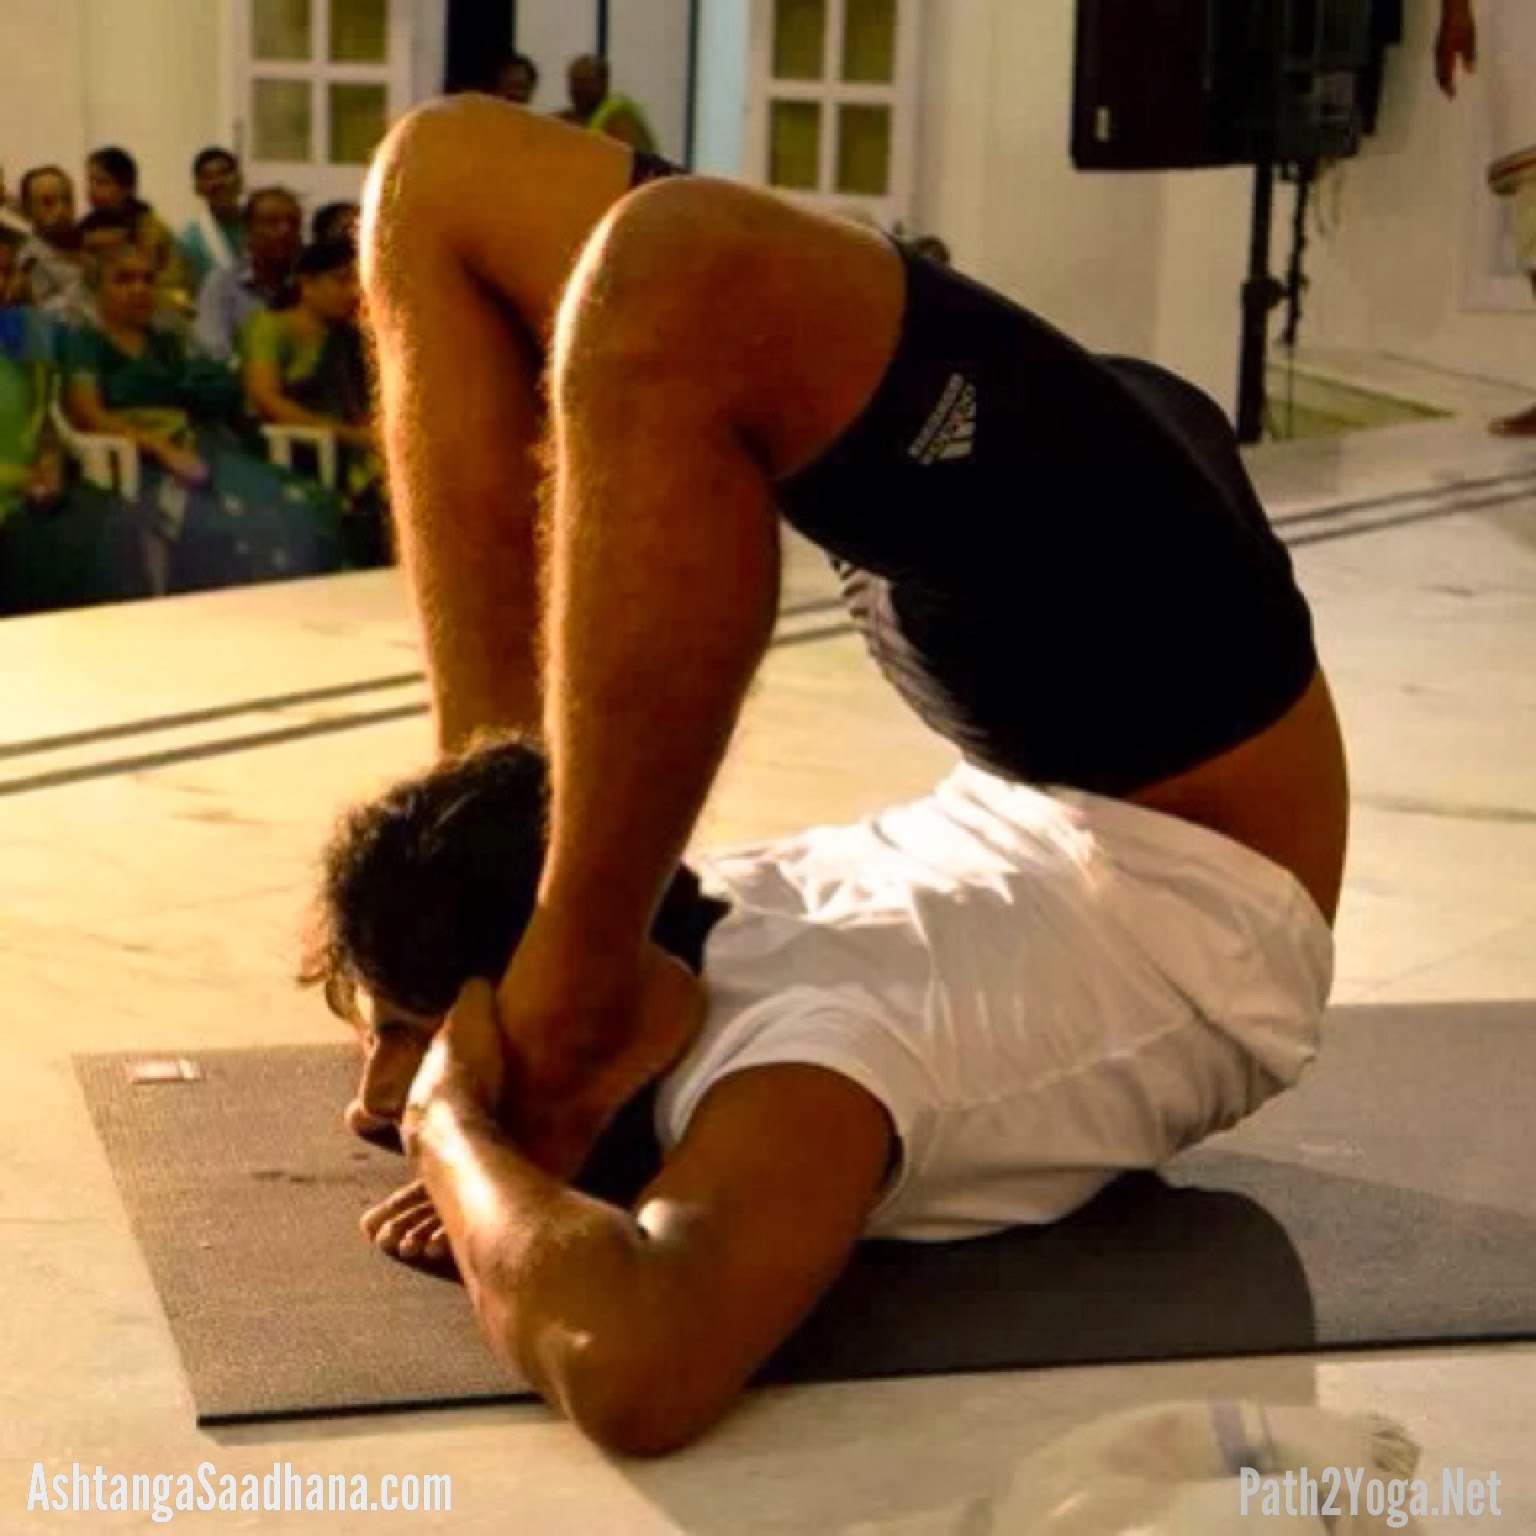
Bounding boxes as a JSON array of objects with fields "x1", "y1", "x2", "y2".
[
  {"x1": 496, "y1": 937, "x2": 707, "y2": 1179},
  {"x1": 362, "y1": 1178, "x2": 458, "y2": 1276},
  {"x1": 1490, "y1": 404, "x2": 1536, "y2": 438}
]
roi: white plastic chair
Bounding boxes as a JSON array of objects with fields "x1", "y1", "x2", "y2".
[
  {"x1": 262, "y1": 425, "x2": 339, "y2": 489},
  {"x1": 70, "y1": 430, "x2": 142, "y2": 501}
]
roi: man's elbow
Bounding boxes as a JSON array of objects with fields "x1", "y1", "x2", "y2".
[
  {"x1": 521, "y1": 1327, "x2": 732, "y2": 1459},
  {"x1": 572, "y1": 1355, "x2": 728, "y2": 1459}
]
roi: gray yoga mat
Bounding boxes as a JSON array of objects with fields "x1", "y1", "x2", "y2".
[{"x1": 77, "y1": 1001, "x2": 1536, "y2": 1427}]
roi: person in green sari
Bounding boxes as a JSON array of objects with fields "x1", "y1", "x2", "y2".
[
  {"x1": 242, "y1": 239, "x2": 390, "y2": 569},
  {"x1": 60, "y1": 242, "x2": 345, "y2": 595},
  {"x1": 0, "y1": 232, "x2": 152, "y2": 616}
]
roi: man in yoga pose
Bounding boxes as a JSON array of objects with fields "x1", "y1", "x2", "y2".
[{"x1": 329, "y1": 96, "x2": 1349, "y2": 1455}]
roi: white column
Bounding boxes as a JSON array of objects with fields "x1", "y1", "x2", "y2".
[{"x1": 693, "y1": 0, "x2": 749, "y2": 175}]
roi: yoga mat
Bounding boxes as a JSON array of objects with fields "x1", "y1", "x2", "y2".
[{"x1": 76, "y1": 1002, "x2": 1536, "y2": 1427}]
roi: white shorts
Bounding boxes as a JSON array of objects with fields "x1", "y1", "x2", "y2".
[
  {"x1": 662, "y1": 767, "x2": 1335, "y2": 1242},
  {"x1": 864, "y1": 781, "x2": 1334, "y2": 1239}
]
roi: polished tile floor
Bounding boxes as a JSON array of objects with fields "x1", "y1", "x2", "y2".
[{"x1": 2, "y1": 394, "x2": 1534, "y2": 1532}]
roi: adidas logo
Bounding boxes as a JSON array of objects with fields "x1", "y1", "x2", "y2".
[{"x1": 909, "y1": 373, "x2": 978, "y2": 465}]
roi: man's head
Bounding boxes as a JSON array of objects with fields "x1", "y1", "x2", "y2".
[
  {"x1": 87, "y1": 147, "x2": 139, "y2": 212},
  {"x1": 310, "y1": 200, "x2": 360, "y2": 246},
  {"x1": 20, "y1": 167, "x2": 76, "y2": 244},
  {"x1": 77, "y1": 207, "x2": 137, "y2": 264},
  {"x1": 295, "y1": 238, "x2": 361, "y2": 323},
  {"x1": 493, "y1": 50, "x2": 540, "y2": 105},
  {"x1": 245, "y1": 187, "x2": 303, "y2": 272},
  {"x1": 192, "y1": 147, "x2": 243, "y2": 218},
  {"x1": 909, "y1": 235, "x2": 953, "y2": 268},
  {"x1": 567, "y1": 54, "x2": 611, "y2": 120},
  {"x1": 301, "y1": 734, "x2": 720, "y2": 1131}
]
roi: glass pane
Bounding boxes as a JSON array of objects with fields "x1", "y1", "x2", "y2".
[
  {"x1": 769, "y1": 100, "x2": 821, "y2": 190},
  {"x1": 842, "y1": 0, "x2": 896, "y2": 83},
  {"x1": 836, "y1": 104, "x2": 890, "y2": 196},
  {"x1": 330, "y1": 83, "x2": 389, "y2": 165},
  {"x1": 253, "y1": 0, "x2": 312, "y2": 61},
  {"x1": 773, "y1": 0, "x2": 826, "y2": 80},
  {"x1": 253, "y1": 79, "x2": 313, "y2": 162},
  {"x1": 330, "y1": 0, "x2": 388, "y2": 63}
]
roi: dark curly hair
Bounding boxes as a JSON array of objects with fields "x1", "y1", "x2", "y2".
[{"x1": 300, "y1": 732, "x2": 723, "y2": 1025}]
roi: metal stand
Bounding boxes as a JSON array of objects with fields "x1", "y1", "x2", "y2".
[{"x1": 1235, "y1": 162, "x2": 1286, "y2": 445}]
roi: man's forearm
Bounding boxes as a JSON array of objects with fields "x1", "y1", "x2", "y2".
[{"x1": 412, "y1": 1092, "x2": 661, "y2": 1434}]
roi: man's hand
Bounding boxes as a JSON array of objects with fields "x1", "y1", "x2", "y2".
[
  {"x1": 493, "y1": 918, "x2": 707, "y2": 1179},
  {"x1": 361, "y1": 1178, "x2": 455, "y2": 1268},
  {"x1": 401, "y1": 978, "x2": 510, "y2": 1156},
  {"x1": 147, "y1": 439, "x2": 211, "y2": 488},
  {"x1": 1436, "y1": 1, "x2": 1477, "y2": 97}
]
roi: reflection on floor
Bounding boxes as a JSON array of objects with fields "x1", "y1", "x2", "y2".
[
  {"x1": 1265, "y1": 351, "x2": 1450, "y2": 441},
  {"x1": 2, "y1": 387, "x2": 1534, "y2": 1532}
]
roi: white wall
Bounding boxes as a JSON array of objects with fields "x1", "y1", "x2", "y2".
[
  {"x1": 694, "y1": 0, "x2": 749, "y2": 174},
  {"x1": 912, "y1": 0, "x2": 1536, "y2": 416},
  {"x1": 1156, "y1": 0, "x2": 1536, "y2": 407},
  {"x1": 0, "y1": 0, "x2": 90, "y2": 205},
  {"x1": 610, "y1": 0, "x2": 694, "y2": 163},
  {"x1": 1305, "y1": 0, "x2": 1536, "y2": 387},
  {"x1": 516, "y1": 0, "x2": 599, "y2": 112},
  {"x1": 1, "y1": 0, "x2": 447, "y2": 231},
  {"x1": 1151, "y1": 168, "x2": 1256, "y2": 413},
  {"x1": 913, "y1": 0, "x2": 1166, "y2": 359},
  {"x1": 81, "y1": 0, "x2": 228, "y2": 231}
]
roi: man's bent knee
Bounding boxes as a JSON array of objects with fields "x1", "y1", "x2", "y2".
[
  {"x1": 557, "y1": 177, "x2": 904, "y2": 472},
  {"x1": 366, "y1": 96, "x2": 635, "y2": 325},
  {"x1": 365, "y1": 98, "x2": 539, "y2": 256},
  {"x1": 555, "y1": 180, "x2": 808, "y2": 408}
]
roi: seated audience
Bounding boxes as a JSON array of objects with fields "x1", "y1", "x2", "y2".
[
  {"x1": 0, "y1": 165, "x2": 30, "y2": 237},
  {"x1": 310, "y1": 201, "x2": 361, "y2": 247},
  {"x1": 61, "y1": 243, "x2": 344, "y2": 594},
  {"x1": 17, "y1": 168, "x2": 87, "y2": 313},
  {"x1": 0, "y1": 231, "x2": 151, "y2": 615},
  {"x1": 243, "y1": 239, "x2": 389, "y2": 568},
  {"x1": 47, "y1": 210, "x2": 185, "y2": 335},
  {"x1": 195, "y1": 187, "x2": 302, "y2": 363},
  {"x1": 559, "y1": 55, "x2": 659, "y2": 152},
  {"x1": 908, "y1": 234, "x2": 953, "y2": 267},
  {"x1": 86, "y1": 146, "x2": 191, "y2": 312},
  {"x1": 179, "y1": 147, "x2": 247, "y2": 295},
  {"x1": 492, "y1": 50, "x2": 541, "y2": 105}
]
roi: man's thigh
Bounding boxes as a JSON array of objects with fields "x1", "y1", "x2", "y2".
[{"x1": 790, "y1": 253, "x2": 1316, "y2": 797}]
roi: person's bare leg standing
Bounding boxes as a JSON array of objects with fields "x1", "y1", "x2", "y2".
[{"x1": 361, "y1": 98, "x2": 636, "y2": 749}]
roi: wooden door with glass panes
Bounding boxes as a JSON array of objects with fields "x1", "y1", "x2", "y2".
[
  {"x1": 747, "y1": 0, "x2": 919, "y2": 228},
  {"x1": 232, "y1": 0, "x2": 416, "y2": 207}
]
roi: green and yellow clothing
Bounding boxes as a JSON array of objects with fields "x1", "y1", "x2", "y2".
[
  {"x1": 61, "y1": 321, "x2": 347, "y2": 591},
  {"x1": 0, "y1": 308, "x2": 152, "y2": 614},
  {"x1": 588, "y1": 93, "x2": 660, "y2": 154},
  {"x1": 243, "y1": 309, "x2": 390, "y2": 567}
]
